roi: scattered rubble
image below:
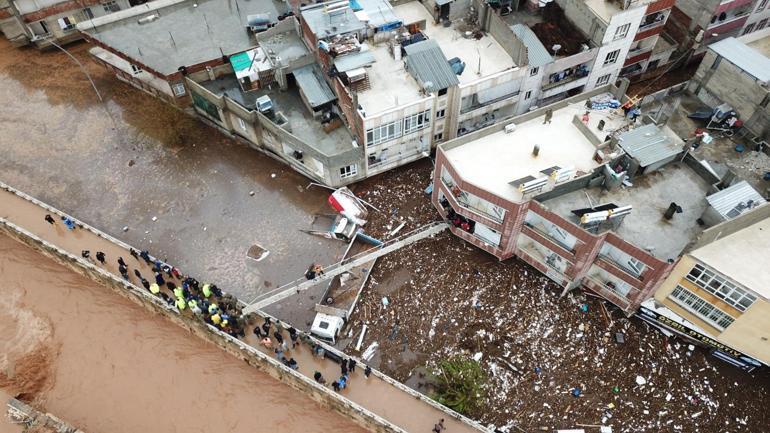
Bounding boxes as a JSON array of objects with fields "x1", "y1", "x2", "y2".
[{"x1": 343, "y1": 160, "x2": 770, "y2": 432}]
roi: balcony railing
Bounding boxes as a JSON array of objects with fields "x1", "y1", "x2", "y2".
[
  {"x1": 541, "y1": 72, "x2": 590, "y2": 91},
  {"x1": 459, "y1": 91, "x2": 520, "y2": 115}
]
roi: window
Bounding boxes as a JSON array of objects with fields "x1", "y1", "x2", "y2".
[
  {"x1": 434, "y1": 132, "x2": 443, "y2": 141},
  {"x1": 603, "y1": 49, "x2": 620, "y2": 66},
  {"x1": 670, "y1": 285, "x2": 735, "y2": 330},
  {"x1": 758, "y1": 19, "x2": 768, "y2": 30},
  {"x1": 757, "y1": 0, "x2": 768, "y2": 12},
  {"x1": 102, "y1": 1, "x2": 121, "y2": 13},
  {"x1": 685, "y1": 264, "x2": 757, "y2": 312},
  {"x1": 524, "y1": 90, "x2": 532, "y2": 100},
  {"x1": 366, "y1": 120, "x2": 402, "y2": 145},
  {"x1": 596, "y1": 74, "x2": 612, "y2": 85},
  {"x1": 613, "y1": 23, "x2": 631, "y2": 40},
  {"x1": 237, "y1": 117, "x2": 247, "y2": 131},
  {"x1": 438, "y1": 88, "x2": 448, "y2": 96},
  {"x1": 403, "y1": 110, "x2": 431, "y2": 135},
  {"x1": 57, "y1": 16, "x2": 76, "y2": 31},
  {"x1": 81, "y1": 7, "x2": 94, "y2": 20},
  {"x1": 743, "y1": 23, "x2": 756, "y2": 34},
  {"x1": 130, "y1": 64, "x2": 141, "y2": 74},
  {"x1": 530, "y1": 67, "x2": 539, "y2": 76},
  {"x1": 436, "y1": 109, "x2": 445, "y2": 119},
  {"x1": 172, "y1": 82, "x2": 186, "y2": 96},
  {"x1": 340, "y1": 164, "x2": 358, "y2": 179}
]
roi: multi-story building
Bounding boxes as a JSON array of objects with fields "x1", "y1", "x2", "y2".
[
  {"x1": 642, "y1": 206, "x2": 770, "y2": 370},
  {"x1": 430, "y1": 83, "x2": 767, "y2": 315},
  {"x1": 76, "y1": 0, "x2": 677, "y2": 187},
  {"x1": 688, "y1": 28, "x2": 770, "y2": 140},
  {"x1": 666, "y1": 0, "x2": 767, "y2": 61},
  {"x1": 0, "y1": 0, "x2": 135, "y2": 48}
]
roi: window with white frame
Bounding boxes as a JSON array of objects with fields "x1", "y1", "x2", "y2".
[
  {"x1": 340, "y1": 164, "x2": 358, "y2": 179},
  {"x1": 530, "y1": 67, "x2": 539, "y2": 76},
  {"x1": 237, "y1": 117, "x2": 247, "y2": 131},
  {"x1": 172, "y1": 82, "x2": 186, "y2": 96},
  {"x1": 130, "y1": 64, "x2": 142, "y2": 74},
  {"x1": 604, "y1": 49, "x2": 621, "y2": 65},
  {"x1": 743, "y1": 23, "x2": 756, "y2": 34},
  {"x1": 596, "y1": 74, "x2": 612, "y2": 85},
  {"x1": 403, "y1": 110, "x2": 431, "y2": 135},
  {"x1": 757, "y1": 18, "x2": 768, "y2": 30},
  {"x1": 366, "y1": 120, "x2": 402, "y2": 145},
  {"x1": 670, "y1": 285, "x2": 735, "y2": 330},
  {"x1": 57, "y1": 16, "x2": 76, "y2": 31},
  {"x1": 524, "y1": 90, "x2": 532, "y2": 100},
  {"x1": 436, "y1": 109, "x2": 445, "y2": 119},
  {"x1": 685, "y1": 263, "x2": 758, "y2": 312},
  {"x1": 434, "y1": 132, "x2": 443, "y2": 141},
  {"x1": 613, "y1": 23, "x2": 631, "y2": 40},
  {"x1": 81, "y1": 7, "x2": 94, "y2": 20},
  {"x1": 757, "y1": 0, "x2": 768, "y2": 12},
  {"x1": 102, "y1": 1, "x2": 121, "y2": 13}
]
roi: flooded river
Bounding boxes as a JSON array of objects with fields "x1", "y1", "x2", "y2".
[
  {"x1": 0, "y1": 234, "x2": 368, "y2": 433},
  {"x1": 0, "y1": 39, "x2": 345, "y2": 326}
]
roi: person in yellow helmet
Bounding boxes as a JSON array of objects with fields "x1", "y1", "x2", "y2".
[
  {"x1": 202, "y1": 283, "x2": 212, "y2": 298},
  {"x1": 176, "y1": 297, "x2": 187, "y2": 311},
  {"x1": 208, "y1": 303, "x2": 218, "y2": 315},
  {"x1": 211, "y1": 313, "x2": 222, "y2": 325},
  {"x1": 150, "y1": 283, "x2": 160, "y2": 294}
]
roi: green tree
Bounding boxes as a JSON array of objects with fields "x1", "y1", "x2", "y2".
[{"x1": 429, "y1": 356, "x2": 487, "y2": 415}]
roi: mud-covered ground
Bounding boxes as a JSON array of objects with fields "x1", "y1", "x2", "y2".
[
  {"x1": 0, "y1": 40, "x2": 347, "y2": 326},
  {"x1": 345, "y1": 162, "x2": 770, "y2": 433}
]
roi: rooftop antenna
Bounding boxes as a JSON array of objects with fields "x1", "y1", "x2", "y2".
[{"x1": 169, "y1": 31, "x2": 176, "y2": 49}]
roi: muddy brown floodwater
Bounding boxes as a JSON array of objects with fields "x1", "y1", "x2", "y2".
[{"x1": 0, "y1": 234, "x2": 369, "y2": 433}]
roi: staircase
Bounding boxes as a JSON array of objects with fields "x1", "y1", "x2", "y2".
[{"x1": 243, "y1": 221, "x2": 448, "y2": 313}]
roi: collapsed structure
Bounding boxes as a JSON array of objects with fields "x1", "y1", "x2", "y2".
[{"x1": 74, "y1": 0, "x2": 678, "y2": 186}]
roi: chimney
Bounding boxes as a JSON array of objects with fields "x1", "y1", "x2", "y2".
[{"x1": 664, "y1": 202, "x2": 682, "y2": 220}]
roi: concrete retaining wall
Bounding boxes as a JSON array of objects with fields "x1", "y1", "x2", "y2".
[
  {"x1": 6, "y1": 398, "x2": 84, "y2": 433},
  {"x1": 0, "y1": 188, "x2": 406, "y2": 433}
]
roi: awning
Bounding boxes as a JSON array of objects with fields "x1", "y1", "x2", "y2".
[
  {"x1": 293, "y1": 64, "x2": 336, "y2": 108},
  {"x1": 334, "y1": 50, "x2": 376, "y2": 72}
]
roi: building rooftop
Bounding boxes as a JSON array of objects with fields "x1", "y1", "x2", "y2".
[
  {"x1": 705, "y1": 181, "x2": 766, "y2": 221},
  {"x1": 711, "y1": 36, "x2": 770, "y2": 84},
  {"x1": 258, "y1": 28, "x2": 309, "y2": 68},
  {"x1": 542, "y1": 162, "x2": 710, "y2": 261},
  {"x1": 510, "y1": 24, "x2": 553, "y2": 68},
  {"x1": 444, "y1": 97, "x2": 628, "y2": 202},
  {"x1": 356, "y1": 43, "x2": 425, "y2": 116},
  {"x1": 404, "y1": 40, "x2": 459, "y2": 92},
  {"x1": 302, "y1": 2, "x2": 366, "y2": 38},
  {"x1": 293, "y1": 64, "x2": 336, "y2": 108},
  {"x1": 617, "y1": 123, "x2": 684, "y2": 168},
  {"x1": 690, "y1": 217, "x2": 770, "y2": 299},
  {"x1": 393, "y1": 2, "x2": 516, "y2": 82},
  {"x1": 200, "y1": 75, "x2": 355, "y2": 156},
  {"x1": 745, "y1": 30, "x2": 770, "y2": 57},
  {"x1": 78, "y1": 0, "x2": 289, "y2": 76}
]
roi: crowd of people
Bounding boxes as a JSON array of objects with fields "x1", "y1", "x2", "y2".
[{"x1": 46, "y1": 212, "x2": 374, "y2": 397}]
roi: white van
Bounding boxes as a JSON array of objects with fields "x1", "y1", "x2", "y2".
[{"x1": 310, "y1": 313, "x2": 345, "y2": 344}]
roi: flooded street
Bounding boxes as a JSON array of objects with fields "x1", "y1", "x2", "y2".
[
  {"x1": 0, "y1": 40, "x2": 345, "y2": 325},
  {"x1": 0, "y1": 234, "x2": 368, "y2": 433}
]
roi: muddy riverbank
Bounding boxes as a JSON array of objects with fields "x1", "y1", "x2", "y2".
[{"x1": 0, "y1": 233, "x2": 368, "y2": 433}]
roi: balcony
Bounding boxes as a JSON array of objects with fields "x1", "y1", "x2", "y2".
[
  {"x1": 597, "y1": 254, "x2": 644, "y2": 281},
  {"x1": 459, "y1": 91, "x2": 520, "y2": 116},
  {"x1": 582, "y1": 275, "x2": 633, "y2": 311}
]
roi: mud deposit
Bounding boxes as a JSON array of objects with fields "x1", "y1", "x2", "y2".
[{"x1": 0, "y1": 234, "x2": 368, "y2": 433}]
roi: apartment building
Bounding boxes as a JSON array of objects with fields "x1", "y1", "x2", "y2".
[
  {"x1": 644, "y1": 206, "x2": 770, "y2": 370},
  {"x1": 667, "y1": 0, "x2": 767, "y2": 60},
  {"x1": 688, "y1": 28, "x2": 770, "y2": 139},
  {"x1": 430, "y1": 82, "x2": 769, "y2": 314},
  {"x1": 0, "y1": 0, "x2": 135, "y2": 48}
]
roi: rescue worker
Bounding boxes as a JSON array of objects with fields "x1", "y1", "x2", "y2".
[
  {"x1": 208, "y1": 303, "x2": 218, "y2": 315},
  {"x1": 202, "y1": 283, "x2": 212, "y2": 298},
  {"x1": 211, "y1": 313, "x2": 222, "y2": 326},
  {"x1": 150, "y1": 283, "x2": 161, "y2": 295},
  {"x1": 176, "y1": 297, "x2": 187, "y2": 311}
]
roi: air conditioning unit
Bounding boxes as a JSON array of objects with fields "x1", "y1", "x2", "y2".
[{"x1": 504, "y1": 123, "x2": 517, "y2": 133}]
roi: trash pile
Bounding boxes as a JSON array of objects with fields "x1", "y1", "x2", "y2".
[{"x1": 344, "y1": 161, "x2": 770, "y2": 433}]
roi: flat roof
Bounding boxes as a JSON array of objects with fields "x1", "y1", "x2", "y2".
[
  {"x1": 444, "y1": 98, "x2": 627, "y2": 202},
  {"x1": 746, "y1": 32, "x2": 770, "y2": 57},
  {"x1": 302, "y1": 2, "x2": 366, "y2": 38},
  {"x1": 78, "y1": 0, "x2": 288, "y2": 76},
  {"x1": 356, "y1": 44, "x2": 424, "y2": 116},
  {"x1": 691, "y1": 217, "x2": 770, "y2": 298},
  {"x1": 258, "y1": 28, "x2": 309, "y2": 68},
  {"x1": 706, "y1": 181, "x2": 766, "y2": 220},
  {"x1": 617, "y1": 124, "x2": 684, "y2": 167},
  {"x1": 392, "y1": 2, "x2": 516, "y2": 83},
  {"x1": 711, "y1": 37, "x2": 770, "y2": 84},
  {"x1": 542, "y1": 163, "x2": 710, "y2": 261}
]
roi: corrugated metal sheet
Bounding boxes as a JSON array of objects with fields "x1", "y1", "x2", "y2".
[
  {"x1": 357, "y1": 0, "x2": 401, "y2": 29},
  {"x1": 293, "y1": 64, "x2": 336, "y2": 108},
  {"x1": 404, "y1": 40, "x2": 459, "y2": 92},
  {"x1": 510, "y1": 24, "x2": 553, "y2": 68},
  {"x1": 617, "y1": 124, "x2": 683, "y2": 167},
  {"x1": 334, "y1": 50, "x2": 375, "y2": 72},
  {"x1": 710, "y1": 37, "x2": 770, "y2": 84},
  {"x1": 706, "y1": 181, "x2": 766, "y2": 220}
]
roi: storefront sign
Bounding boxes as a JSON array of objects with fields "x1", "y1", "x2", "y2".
[{"x1": 638, "y1": 306, "x2": 763, "y2": 371}]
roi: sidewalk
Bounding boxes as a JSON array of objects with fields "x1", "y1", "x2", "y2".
[{"x1": 0, "y1": 182, "x2": 486, "y2": 433}]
